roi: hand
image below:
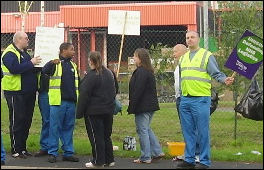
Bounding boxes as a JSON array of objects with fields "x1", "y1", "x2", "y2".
[
  {"x1": 224, "y1": 77, "x2": 234, "y2": 86},
  {"x1": 51, "y1": 59, "x2": 60, "y2": 64},
  {"x1": 31, "y1": 56, "x2": 42, "y2": 65}
]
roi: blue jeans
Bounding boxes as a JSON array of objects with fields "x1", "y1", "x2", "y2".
[
  {"x1": 48, "y1": 100, "x2": 76, "y2": 157},
  {"x1": 135, "y1": 112, "x2": 164, "y2": 161},
  {"x1": 38, "y1": 92, "x2": 50, "y2": 151},
  {"x1": 1, "y1": 134, "x2": 5, "y2": 161},
  {"x1": 176, "y1": 97, "x2": 199, "y2": 156},
  {"x1": 179, "y1": 96, "x2": 211, "y2": 166}
]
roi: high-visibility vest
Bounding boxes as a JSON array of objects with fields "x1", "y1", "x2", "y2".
[
  {"x1": 48, "y1": 61, "x2": 79, "y2": 105},
  {"x1": 179, "y1": 48, "x2": 212, "y2": 96},
  {"x1": 1, "y1": 44, "x2": 22, "y2": 91}
]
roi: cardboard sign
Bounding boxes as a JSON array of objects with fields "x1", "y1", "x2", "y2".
[
  {"x1": 108, "y1": 10, "x2": 140, "y2": 36},
  {"x1": 225, "y1": 30, "x2": 263, "y2": 79},
  {"x1": 34, "y1": 27, "x2": 64, "y2": 67}
]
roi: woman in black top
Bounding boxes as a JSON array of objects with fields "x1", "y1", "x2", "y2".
[
  {"x1": 127, "y1": 48, "x2": 164, "y2": 164},
  {"x1": 76, "y1": 51, "x2": 117, "y2": 168}
]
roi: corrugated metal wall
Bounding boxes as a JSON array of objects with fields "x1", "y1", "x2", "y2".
[
  {"x1": 1, "y1": 12, "x2": 60, "y2": 33},
  {"x1": 1, "y1": 1, "x2": 169, "y2": 12},
  {"x1": 60, "y1": 2, "x2": 197, "y2": 28}
]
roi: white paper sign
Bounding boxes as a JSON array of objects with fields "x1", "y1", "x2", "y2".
[
  {"x1": 108, "y1": 10, "x2": 140, "y2": 36},
  {"x1": 34, "y1": 27, "x2": 64, "y2": 67}
]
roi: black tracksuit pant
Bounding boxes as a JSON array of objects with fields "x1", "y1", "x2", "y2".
[
  {"x1": 84, "y1": 114, "x2": 114, "y2": 166},
  {"x1": 4, "y1": 92, "x2": 36, "y2": 154}
]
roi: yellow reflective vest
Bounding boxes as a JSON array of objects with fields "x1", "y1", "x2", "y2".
[
  {"x1": 179, "y1": 48, "x2": 212, "y2": 96},
  {"x1": 1, "y1": 44, "x2": 22, "y2": 91},
  {"x1": 48, "y1": 62, "x2": 79, "y2": 105}
]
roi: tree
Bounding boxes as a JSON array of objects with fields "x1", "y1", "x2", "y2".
[
  {"x1": 18, "y1": 1, "x2": 34, "y2": 31},
  {"x1": 215, "y1": 1, "x2": 263, "y2": 96}
]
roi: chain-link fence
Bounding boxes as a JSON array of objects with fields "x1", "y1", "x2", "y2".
[{"x1": 1, "y1": 28, "x2": 263, "y2": 147}]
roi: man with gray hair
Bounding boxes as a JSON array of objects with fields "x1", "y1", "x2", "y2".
[{"x1": 1, "y1": 31, "x2": 41, "y2": 158}]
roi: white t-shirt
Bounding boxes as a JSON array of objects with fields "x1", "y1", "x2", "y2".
[{"x1": 174, "y1": 65, "x2": 180, "y2": 99}]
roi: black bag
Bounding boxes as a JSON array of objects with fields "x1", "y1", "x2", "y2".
[
  {"x1": 210, "y1": 88, "x2": 219, "y2": 115},
  {"x1": 234, "y1": 78, "x2": 263, "y2": 121}
]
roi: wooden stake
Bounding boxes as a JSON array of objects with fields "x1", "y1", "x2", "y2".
[
  {"x1": 231, "y1": 72, "x2": 237, "y2": 78},
  {"x1": 116, "y1": 11, "x2": 127, "y2": 78}
]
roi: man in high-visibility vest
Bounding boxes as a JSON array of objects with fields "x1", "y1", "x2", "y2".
[
  {"x1": 176, "y1": 31, "x2": 234, "y2": 169},
  {"x1": 42, "y1": 42, "x2": 79, "y2": 163},
  {"x1": 1, "y1": 31, "x2": 42, "y2": 159},
  {"x1": 1, "y1": 68, "x2": 6, "y2": 165}
]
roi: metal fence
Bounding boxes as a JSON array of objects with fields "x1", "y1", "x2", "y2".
[{"x1": 1, "y1": 28, "x2": 263, "y2": 146}]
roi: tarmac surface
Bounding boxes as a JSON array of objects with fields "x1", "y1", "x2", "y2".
[{"x1": 1, "y1": 154, "x2": 263, "y2": 169}]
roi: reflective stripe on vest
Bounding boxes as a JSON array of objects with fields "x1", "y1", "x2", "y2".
[
  {"x1": 48, "y1": 61, "x2": 79, "y2": 105},
  {"x1": 180, "y1": 48, "x2": 212, "y2": 96},
  {"x1": 1, "y1": 44, "x2": 22, "y2": 91}
]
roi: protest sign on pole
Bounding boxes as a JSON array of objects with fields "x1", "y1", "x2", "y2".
[
  {"x1": 225, "y1": 30, "x2": 263, "y2": 79},
  {"x1": 34, "y1": 26, "x2": 64, "y2": 67},
  {"x1": 108, "y1": 10, "x2": 140, "y2": 77}
]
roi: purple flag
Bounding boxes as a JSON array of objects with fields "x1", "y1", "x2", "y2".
[{"x1": 225, "y1": 30, "x2": 263, "y2": 79}]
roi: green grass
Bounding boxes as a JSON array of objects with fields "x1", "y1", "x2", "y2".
[{"x1": 1, "y1": 99, "x2": 263, "y2": 162}]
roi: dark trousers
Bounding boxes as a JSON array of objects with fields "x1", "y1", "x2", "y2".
[
  {"x1": 84, "y1": 114, "x2": 114, "y2": 166},
  {"x1": 4, "y1": 92, "x2": 36, "y2": 154}
]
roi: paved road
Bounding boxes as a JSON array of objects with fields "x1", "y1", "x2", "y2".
[{"x1": 1, "y1": 154, "x2": 263, "y2": 169}]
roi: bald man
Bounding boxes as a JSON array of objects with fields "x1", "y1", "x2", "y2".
[
  {"x1": 173, "y1": 44, "x2": 187, "y2": 102},
  {"x1": 1, "y1": 31, "x2": 41, "y2": 158},
  {"x1": 176, "y1": 31, "x2": 234, "y2": 169}
]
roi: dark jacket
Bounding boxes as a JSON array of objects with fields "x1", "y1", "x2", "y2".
[
  {"x1": 127, "y1": 66, "x2": 160, "y2": 114},
  {"x1": 76, "y1": 66, "x2": 117, "y2": 118},
  {"x1": 2, "y1": 43, "x2": 39, "y2": 94},
  {"x1": 42, "y1": 56, "x2": 79, "y2": 102}
]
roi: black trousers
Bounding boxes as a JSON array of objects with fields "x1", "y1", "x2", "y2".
[
  {"x1": 4, "y1": 92, "x2": 36, "y2": 154},
  {"x1": 84, "y1": 114, "x2": 114, "y2": 166}
]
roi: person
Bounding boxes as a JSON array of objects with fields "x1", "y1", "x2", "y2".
[
  {"x1": 173, "y1": 44, "x2": 200, "y2": 163},
  {"x1": 1, "y1": 68, "x2": 6, "y2": 165},
  {"x1": 176, "y1": 31, "x2": 234, "y2": 169},
  {"x1": 42, "y1": 42, "x2": 79, "y2": 163},
  {"x1": 127, "y1": 48, "x2": 164, "y2": 164},
  {"x1": 34, "y1": 72, "x2": 50, "y2": 157},
  {"x1": 76, "y1": 51, "x2": 117, "y2": 168},
  {"x1": 1, "y1": 31, "x2": 42, "y2": 158}
]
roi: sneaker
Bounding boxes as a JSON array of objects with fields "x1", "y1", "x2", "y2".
[
  {"x1": 152, "y1": 153, "x2": 165, "y2": 161},
  {"x1": 133, "y1": 159, "x2": 151, "y2": 164},
  {"x1": 176, "y1": 161, "x2": 195, "y2": 169},
  {"x1": 12, "y1": 153, "x2": 27, "y2": 159},
  {"x1": 195, "y1": 155, "x2": 200, "y2": 163},
  {"x1": 85, "y1": 162, "x2": 104, "y2": 168},
  {"x1": 48, "y1": 155, "x2": 56, "y2": 163},
  {"x1": 105, "y1": 162, "x2": 115, "y2": 167},
  {"x1": 195, "y1": 163, "x2": 209, "y2": 169},
  {"x1": 22, "y1": 150, "x2": 33, "y2": 157},
  {"x1": 62, "y1": 156, "x2": 79, "y2": 162},
  {"x1": 34, "y1": 150, "x2": 48, "y2": 157}
]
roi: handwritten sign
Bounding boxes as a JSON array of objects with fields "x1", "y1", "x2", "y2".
[
  {"x1": 108, "y1": 10, "x2": 140, "y2": 36},
  {"x1": 34, "y1": 27, "x2": 64, "y2": 67},
  {"x1": 225, "y1": 30, "x2": 263, "y2": 79}
]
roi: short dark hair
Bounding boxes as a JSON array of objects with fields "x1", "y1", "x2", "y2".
[{"x1": 59, "y1": 42, "x2": 73, "y2": 55}]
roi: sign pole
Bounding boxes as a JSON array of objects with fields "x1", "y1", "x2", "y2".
[{"x1": 116, "y1": 11, "x2": 127, "y2": 78}]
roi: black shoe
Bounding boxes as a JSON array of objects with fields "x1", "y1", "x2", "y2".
[
  {"x1": 35, "y1": 150, "x2": 48, "y2": 157},
  {"x1": 22, "y1": 150, "x2": 32, "y2": 157},
  {"x1": 62, "y1": 156, "x2": 79, "y2": 162},
  {"x1": 1, "y1": 160, "x2": 5, "y2": 165},
  {"x1": 48, "y1": 155, "x2": 56, "y2": 163},
  {"x1": 176, "y1": 161, "x2": 195, "y2": 169},
  {"x1": 12, "y1": 153, "x2": 27, "y2": 159},
  {"x1": 195, "y1": 163, "x2": 209, "y2": 169}
]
